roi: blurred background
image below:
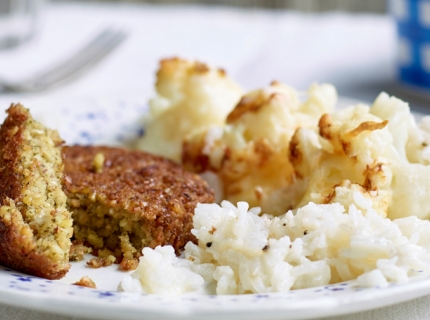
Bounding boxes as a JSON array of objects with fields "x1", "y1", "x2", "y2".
[
  {"x1": 51, "y1": 0, "x2": 387, "y2": 12},
  {"x1": 0, "y1": 0, "x2": 429, "y2": 119}
]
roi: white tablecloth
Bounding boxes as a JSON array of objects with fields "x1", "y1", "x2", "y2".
[
  {"x1": 0, "y1": 2, "x2": 429, "y2": 319},
  {"x1": 0, "y1": 0, "x2": 407, "y2": 109}
]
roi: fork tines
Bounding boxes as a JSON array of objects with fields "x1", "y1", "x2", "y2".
[{"x1": 1, "y1": 27, "x2": 127, "y2": 92}]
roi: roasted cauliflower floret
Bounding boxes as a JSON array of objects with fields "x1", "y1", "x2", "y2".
[
  {"x1": 290, "y1": 92, "x2": 430, "y2": 220},
  {"x1": 137, "y1": 57, "x2": 243, "y2": 162},
  {"x1": 290, "y1": 103, "x2": 393, "y2": 217},
  {"x1": 371, "y1": 93, "x2": 430, "y2": 219},
  {"x1": 183, "y1": 82, "x2": 337, "y2": 215},
  {"x1": 139, "y1": 56, "x2": 430, "y2": 220}
]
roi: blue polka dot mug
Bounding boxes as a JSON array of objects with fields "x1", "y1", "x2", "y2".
[{"x1": 391, "y1": 0, "x2": 430, "y2": 93}]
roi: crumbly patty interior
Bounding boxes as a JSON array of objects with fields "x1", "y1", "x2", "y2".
[
  {"x1": 70, "y1": 196, "x2": 149, "y2": 260},
  {"x1": 12, "y1": 117, "x2": 73, "y2": 263},
  {"x1": 16, "y1": 118, "x2": 72, "y2": 261}
]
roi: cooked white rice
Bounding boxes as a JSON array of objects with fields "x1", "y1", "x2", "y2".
[{"x1": 119, "y1": 195, "x2": 430, "y2": 295}]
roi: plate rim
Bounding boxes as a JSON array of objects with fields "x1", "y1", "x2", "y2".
[{"x1": 0, "y1": 267, "x2": 430, "y2": 320}]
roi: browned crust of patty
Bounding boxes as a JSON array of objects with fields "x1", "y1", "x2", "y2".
[
  {"x1": 0, "y1": 104, "x2": 69, "y2": 280},
  {"x1": 0, "y1": 106, "x2": 27, "y2": 204},
  {"x1": 62, "y1": 145, "x2": 215, "y2": 254}
]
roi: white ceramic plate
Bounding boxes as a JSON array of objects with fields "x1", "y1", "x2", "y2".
[{"x1": 0, "y1": 96, "x2": 428, "y2": 320}]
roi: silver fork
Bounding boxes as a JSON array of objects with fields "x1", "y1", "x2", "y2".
[{"x1": 0, "y1": 28, "x2": 127, "y2": 92}]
